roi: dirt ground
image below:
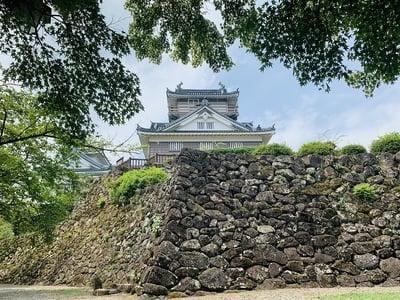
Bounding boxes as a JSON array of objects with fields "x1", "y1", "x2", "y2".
[{"x1": 2, "y1": 285, "x2": 400, "y2": 300}]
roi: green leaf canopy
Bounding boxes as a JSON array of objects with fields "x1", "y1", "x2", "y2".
[
  {"x1": 0, "y1": 0, "x2": 143, "y2": 138},
  {"x1": 0, "y1": 88, "x2": 83, "y2": 240},
  {"x1": 126, "y1": 0, "x2": 400, "y2": 96}
]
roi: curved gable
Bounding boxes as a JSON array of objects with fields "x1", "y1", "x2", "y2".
[{"x1": 163, "y1": 106, "x2": 249, "y2": 132}]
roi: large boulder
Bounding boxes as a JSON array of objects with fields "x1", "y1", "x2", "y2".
[
  {"x1": 380, "y1": 257, "x2": 400, "y2": 278},
  {"x1": 142, "y1": 266, "x2": 179, "y2": 288},
  {"x1": 354, "y1": 253, "x2": 379, "y2": 270},
  {"x1": 179, "y1": 251, "x2": 210, "y2": 270},
  {"x1": 198, "y1": 268, "x2": 231, "y2": 291},
  {"x1": 142, "y1": 283, "x2": 168, "y2": 296}
]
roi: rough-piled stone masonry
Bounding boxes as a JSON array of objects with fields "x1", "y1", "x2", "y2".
[
  {"x1": 140, "y1": 149, "x2": 400, "y2": 295},
  {"x1": 1, "y1": 149, "x2": 400, "y2": 297}
]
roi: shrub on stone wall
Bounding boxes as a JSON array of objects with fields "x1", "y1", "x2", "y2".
[
  {"x1": 370, "y1": 132, "x2": 400, "y2": 154},
  {"x1": 339, "y1": 144, "x2": 367, "y2": 155},
  {"x1": 210, "y1": 147, "x2": 254, "y2": 154},
  {"x1": 297, "y1": 141, "x2": 336, "y2": 156},
  {"x1": 109, "y1": 167, "x2": 168, "y2": 205},
  {"x1": 252, "y1": 143, "x2": 294, "y2": 155},
  {"x1": 353, "y1": 183, "x2": 375, "y2": 202}
]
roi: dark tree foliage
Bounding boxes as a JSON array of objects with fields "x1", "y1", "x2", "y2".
[
  {"x1": 0, "y1": 88, "x2": 83, "y2": 241},
  {"x1": 126, "y1": 0, "x2": 400, "y2": 96},
  {"x1": 0, "y1": 0, "x2": 142, "y2": 138}
]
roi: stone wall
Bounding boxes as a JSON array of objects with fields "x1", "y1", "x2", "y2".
[
  {"x1": 139, "y1": 149, "x2": 400, "y2": 296},
  {"x1": 1, "y1": 149, "x2": 400, "y2": 297},
  {"x1": 0, "y1": 170, "x2": 173, "y2": 287}
]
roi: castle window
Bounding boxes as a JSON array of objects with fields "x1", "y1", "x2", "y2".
[
  {"x1": 197, "y1": 121, "x2": 214, "y2": 130},
  {"x1": 200, "y1": 142, "x2": 214, "y2": 150},
  {"x1": 188, "y1": 99, "x2": 199, "y2": 106},
  {"x1": 197, "y1": 121, "x2": 205, "y2": 129},
  {"x1": 230, "y1": 142, "x2": 243, "y2": 148},
  {"x1": 169, "y1": 142, "x2": 183, "y2": 152}
]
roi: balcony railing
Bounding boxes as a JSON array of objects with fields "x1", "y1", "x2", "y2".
[
  {"x1": 148, "y1": 154, "x2": 177, "y2": 165},
  {"x1": 116, "y1": 157, "x2": 148, "y2": 169},
  {"x1": 168, "y1": 103, "x2": 238, "y2": 116},
  {"x1": 116, "y1": 154, "x2": 177, "y2": 170}
]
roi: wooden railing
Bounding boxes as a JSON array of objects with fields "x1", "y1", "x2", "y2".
[
  {"x1": 168, "y1": 104, "x2": 238, "y2": 116},
  {"x1": 116, "y1": 154, "x2": 177, "y2": 170},
  {"x1": 148, "y1": 154, "x2": 177, "y2": 165},
  {"x1": 116, "y1": 157, "x2": 148, "y2": 169}
]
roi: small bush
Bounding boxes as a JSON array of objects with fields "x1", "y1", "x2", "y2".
[
  {"x1": 252, "y1": 143, "x2": 294, "y2": 156},
  {"x1": 0, "y1": 217, "x2": 14, "y2": 240},
  {"x1": 353, "y1": 183, "x2": 375, "y2": 202},
  {"x1": 151, "y1": 215, "x2": 163, "y2": 237},
  {"x1": 97, "y1": 197, "x2": 106, "y2": 209},
  {"x1": 297, "y1": 141, "x2": 336, "y2": 156},
  {"x1": 109, "y1": 167, "x2": 168, "y2": 205},
  {"x1": 210, "y1": 147, "x2": 254, "y2": 154},
  {"x1": 339, "y1": 144, "x2": 367, "y2": 155},
  {"x1": 370, "y1": 132, "x2": 400, "y2": 154}
]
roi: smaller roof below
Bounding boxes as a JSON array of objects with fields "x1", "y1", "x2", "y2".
[
  {"x1": 138, "y1": 104, "x2": 274, "y2": 133},
  {"x1": 71, "y1": 149, "x2": 112, "y2": 176}
]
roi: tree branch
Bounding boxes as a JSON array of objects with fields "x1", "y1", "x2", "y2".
[
  {"x1": 0, "y1": 83, "x2": 22, "y2": 88},
  {"x1": 16, "y1": 116, "x2": 49, "y2": 140},
  {"x1": 0, "y1": 105, "x2": 7, "y2": 142},
  {"x1": 0, "y1": 130, "x2": 58, "y2": 146},
  {"x1": 79, "y1": 143, "x2": 141, "y2": 154}
]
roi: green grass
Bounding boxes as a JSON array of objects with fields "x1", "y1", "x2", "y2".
[{"x1": 320, "y1": 291, "x2": 400, "y2": 300}]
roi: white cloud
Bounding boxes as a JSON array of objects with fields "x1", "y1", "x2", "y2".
[
  {"x1": 95, "y1": 57, "x2": 218, "y2": 161},
  {"x1": 266, "y1": 99, "x2": 321, "y2": 150},
  {"x1": 257, "y1": 77, "x2": 400, "y2": 152}
]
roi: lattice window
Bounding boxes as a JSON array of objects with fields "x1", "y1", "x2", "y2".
[
  {"x1": 200, "y1": 142, "x2": 214, "y2": 150},
  {"x1": 230, "y1": 142, "x2": 243, "y2": 148},
  {"x1": 197, "y1": 121, "x2": 214, "y2": 130},
  {"x1": 169, "y1": 142, "x2": 183, "y2": 152},
  {"x1": 188, "y1": 98, "x2": 199, "y2": 106},
  {"x1": 197, "y1": 121, "x2": 205, "y2": 129}
]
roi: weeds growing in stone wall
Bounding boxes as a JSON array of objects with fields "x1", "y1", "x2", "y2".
[
  {"x1": 210, "y1": 146, "x2": 254, "y2": 154},
  {"x1": 97, "y1": 196, "x2": 106, "y2": 208},
  {"x1": 339, "y1": 144, "x2": 367, "y2": 155},
  {"x1": 252, "y1": 143, "x2": 294, "y2": 155},
  {"x1": 297, "y1": 141, "x2": 336, "y2": 156},
  {"x1": 353, "y1": 183, "x2": 376, "y2": 202},
  {"x1": 151, "y1": 215, "x2": 163, "y2": 237},
  {"x1": 370, "y1": 132, "x2": 400, "y2": 154},
  {"x1": 206, "y1": 132, "x2": 400, "y2": 158},
  {"x1": 109, "y1": 167, "x2": 168, "y2": 205}
]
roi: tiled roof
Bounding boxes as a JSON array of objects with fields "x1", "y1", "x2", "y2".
[
  {"x1": 71, "y1": 149, "x2": 112, "y2": 176},
  {"x1": 150, "y1": 122, "x2": 168, "y2": 131},
  {"x1": 166, "y1": 82, "x2": 239, "y2": 97},
  {"x1": 167, "y1": 88, "x2": 239, "y2": 96},
  {"x1": 137, "y1": 105, "x2": 275, "y2": 133}
]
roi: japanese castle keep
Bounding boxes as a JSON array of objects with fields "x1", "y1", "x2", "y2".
[{"x1": 137, "y1": 83, "x2": 275, "y2": 161}]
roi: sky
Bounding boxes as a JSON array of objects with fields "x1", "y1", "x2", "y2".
[
  {"x1": 96, "y1": 1, "x2": 400, "y2": 163},
  {"x1": 6, "y1": 1, "x2": 400, "y2": 163}
]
